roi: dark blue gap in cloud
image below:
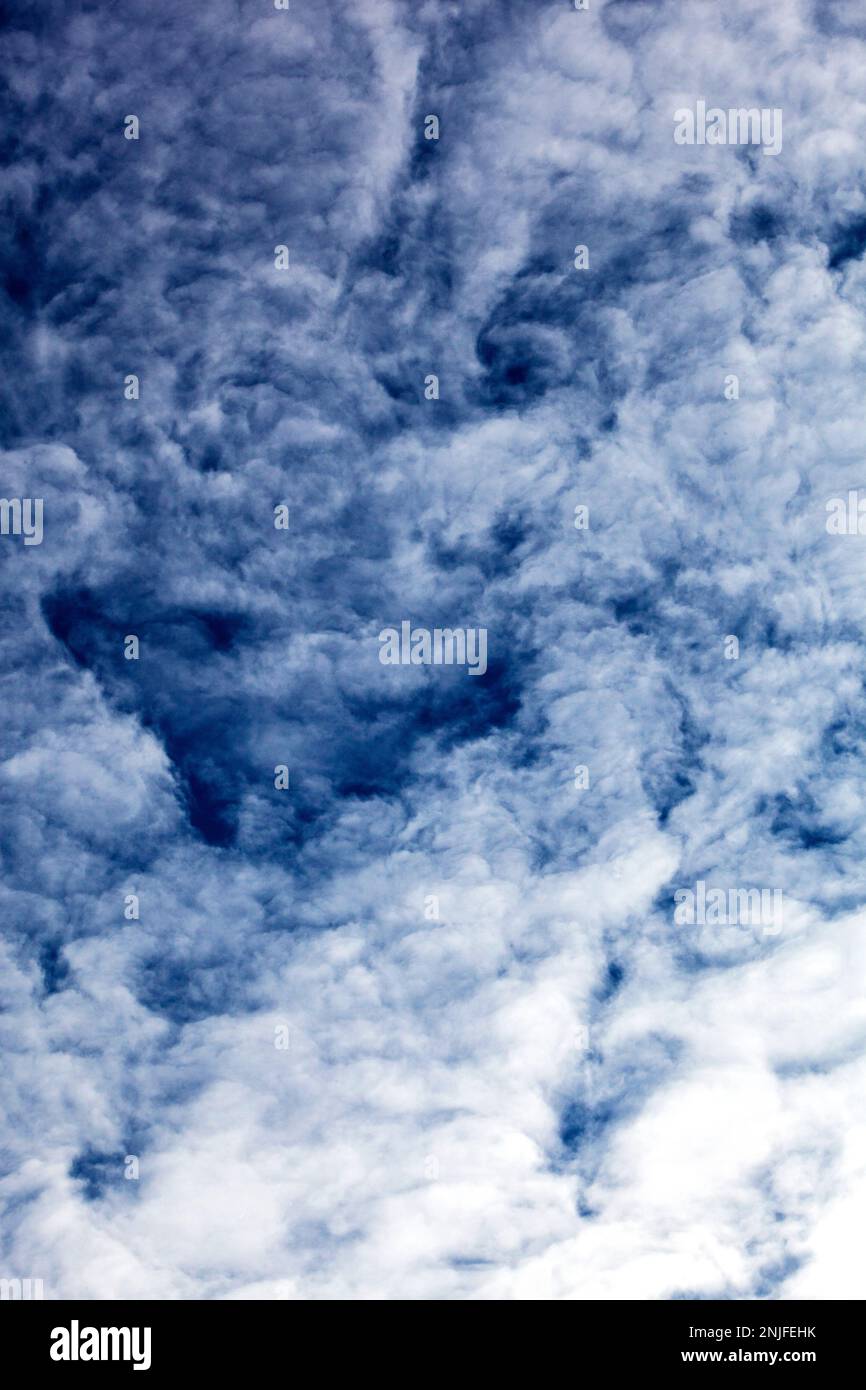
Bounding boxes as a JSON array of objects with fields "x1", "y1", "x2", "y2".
[
  {"x1": 338, "y1": 655, "x2": 525, "y2": 798},
  {"x1": 828, "y1": 216, "x2": 866, "y2": 269},
  {"x1": 42, "y1": 585, "x2": 526, "y2": 849},
  {"x1": 38, "y1": 938, "x2": 70, "y2": 995},
  {"x1": 753, "y1": 1253, "x2": 802, "y2": 1298},
  {"x1": 597, "y1": 960, "x2": 625, "y2": 1002},
  {"x1": 425, "y1": 511, "x2": 530, "y2": 584},
  {"x1": 69, "y1": 1147, "x2": 128, "y2": 1202},
  {"x1": 559, "y1": 1097, "x2": 619, "y2": 1154},
  {"x1": 820, "y1": 715, "x2": 866, "y2": 759},
  {"x1": 730, "y1": 203, "x2": 787, "y2": 245},
  {"x1": 762, "y1": 791, "x2": 847, "y2": 850},
  {"x1": 613, "y1": 591, "x2": 655, "y2": 636},
  {"x1": 470, "y1": 258, "x2": 626, "y2": 412},
  {"x1": 556, "y1": 1035, "x2": 683, "y2": 1164},
  {"x1": 135, "y1": 951, "x2": 262, "y2": 1026},
  {"x1": 637, "y1": 681, "x2": 706, "y2": 826},
  {"x1": 2, "y1": 221, "x2": 42, "y2": 308}
]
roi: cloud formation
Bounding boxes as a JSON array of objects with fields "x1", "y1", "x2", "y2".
[{"x1": 2, "y1": 0, "x2": 866, "y2": 1300}]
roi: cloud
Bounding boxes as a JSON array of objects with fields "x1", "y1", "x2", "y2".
[{"x1": 1, "y1": 0, "x2": 865, "y2": 1301}]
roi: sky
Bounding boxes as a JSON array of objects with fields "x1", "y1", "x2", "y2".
[{"x1": 1, "y1": 0, "x2": 866, "y2": 1301}]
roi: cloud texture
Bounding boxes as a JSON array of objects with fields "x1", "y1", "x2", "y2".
[{"x1": 2, "y1": 0, "x2": 866, "y2": 1299}]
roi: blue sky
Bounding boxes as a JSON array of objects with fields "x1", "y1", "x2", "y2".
[{"x1": 1, "y1": 0, "x2": 866, "y2": 1299}]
